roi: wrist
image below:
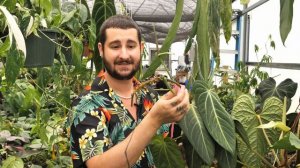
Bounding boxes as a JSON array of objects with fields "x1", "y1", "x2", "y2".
[{"x1": 145, "y1": 113, "x2": 163, "y2": 130}]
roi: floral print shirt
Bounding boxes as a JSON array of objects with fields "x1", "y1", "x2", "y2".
[{"x1": 68, "y1": 70, "x2": 169, "y2": 168}]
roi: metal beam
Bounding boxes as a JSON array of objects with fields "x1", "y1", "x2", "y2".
[
  {"x1": 232, "y1": 0, "x2": 270, "y2": 20},
  {"x1": 246, "y1": 62, "x2": 300, "y2": 70}
]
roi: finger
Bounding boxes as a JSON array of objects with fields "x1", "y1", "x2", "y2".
[
  {"x1": 168, "y1": 86, "x2": 186, "y2": 105},
  {"x1": 161, "y1": 84, "x2": 181, "y2": 100}
]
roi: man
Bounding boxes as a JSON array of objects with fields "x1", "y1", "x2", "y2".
[{"x1": 69, "y1": 15, "x2": 190, "y2": 168}]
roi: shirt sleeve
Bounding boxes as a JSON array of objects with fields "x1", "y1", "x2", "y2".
[{"x1": 70, "y1": 107, "x2": 111, "y2": 165}]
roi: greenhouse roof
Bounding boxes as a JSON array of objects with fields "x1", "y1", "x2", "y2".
[{"x1": 86, "y1": 0, "x2": 197, "y2": 44}]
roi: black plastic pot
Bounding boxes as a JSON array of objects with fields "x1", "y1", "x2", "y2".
[{"x1": 24, "y1": 29, "x2": 57, "y2": 67}]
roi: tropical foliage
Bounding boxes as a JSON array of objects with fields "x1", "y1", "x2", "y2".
[{"x1": 0, "y1": 0, "x2": 299, "y2": 167}]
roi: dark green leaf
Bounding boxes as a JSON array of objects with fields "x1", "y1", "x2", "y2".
[
  {"x1": 182, "y1": 135, "x2": 209, "y2": 168},
  {"x1": 150, "y1": 135, "x2": 185, "y2": 168},
  {"x1": 280, "y1": 0, "x2": 294, "y2": 45},
  {"x1": 194, "y1": 80, "x2": 236, "y2": 154},
  {"x1": 216, "y1": 145, "x2": 237, "y2": 168},
  {"x1": 257, "y1": 77, "x2": 298, "y2": 111},
  {"x1": 179, "y1": 102, "x2": 215, "y2": 165},
  {"x1": 142, "y1": 0, "x2": 184, "y2": 79},
  {"x1": 234, "y1": 119, "x2": 251, "y2": 148},
  {"x1": 272, "y1": 132, "x2": 300, "y2": 151}
]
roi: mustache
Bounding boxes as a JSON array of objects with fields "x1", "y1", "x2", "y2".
[{"x1": 114, "y1": 58, "x2": 134, "y2": 65}]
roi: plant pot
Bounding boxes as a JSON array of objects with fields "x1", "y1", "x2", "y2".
[{"x1": 24, "y1": 29, "x2": 57, "y2": 67}]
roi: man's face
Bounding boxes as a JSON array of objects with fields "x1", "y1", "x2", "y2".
[{"x1": 98, "y1": 28, "x2": 143, "y2": 80}]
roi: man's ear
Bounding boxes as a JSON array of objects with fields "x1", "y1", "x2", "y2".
[
  {"x1": 98, "y1": 42, "x2": 103, "y2": 57},
  {"x1": 140, "y1": 41, "x2": 145, "y2": 53}
]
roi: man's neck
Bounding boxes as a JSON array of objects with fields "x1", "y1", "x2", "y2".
[{"x1": 104, "y1": 72, "x2": 134, "y2": 96}]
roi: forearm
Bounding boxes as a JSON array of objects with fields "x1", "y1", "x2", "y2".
[{"x1": 86, "y1": 115, "x2": 161, "y2": 168}]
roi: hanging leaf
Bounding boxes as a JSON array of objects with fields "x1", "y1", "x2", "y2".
[
  {"x1": 92, "y1": 0, "x2": 116, "y2": 73},
  {"x1": 179, "y1": 102, "x2": 215, "y2": 165},
  {"x1": 0, "y1": 6, "x2": 26, "y2": 57},
  {"x1": 183, "y1": 0, "x2": 200, "y2": 55},
  {"x1": 193, "y1": 80, "x2": 236, "y2": 154},
  {"x1": 150, "y1": 135, "x2": 185, "y2": 168},
  {"x1": 197, "y1": 0, "x2": 210, "y2": 80},
  {"x1": 232, "y1": 95, "x2": 282, "y2": 167},
  {"x1": 2, "y1": 156, "x2": 24, "y2": 168},
  {"x1": 142, "y1": 0, "x2": 184, "y2": 79},
  {"x1": 220, "y1": 0, "x2": 232, "y2": 43},
  {"x1": 280, "y1": 0, "x2": 294, "y2": 45},
  {"x1": 5, "y1": 42, "x2": 24, "y2": 85},
  {"x1": 272, "y1": 132, "x2": 300, "y2": 151},
  {"x1": 208, "y1": 0, "x2": 220, "y2": 69}
]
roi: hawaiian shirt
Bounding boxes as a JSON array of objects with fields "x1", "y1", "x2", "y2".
[{"x1": 68, "y1": 70, "x2": 169, "y2": 168}]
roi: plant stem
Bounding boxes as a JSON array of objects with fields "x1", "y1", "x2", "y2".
[
  {"x1": 257, "y1": 115, "x2": 281, "y2": 166},
  {"x1": 279, "y1": 97, "x2": 287, "y2": 164}
]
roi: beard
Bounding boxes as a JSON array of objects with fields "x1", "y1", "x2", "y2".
[{"x1": 103, "y1": 56, "x2": 140, "y2": 80}]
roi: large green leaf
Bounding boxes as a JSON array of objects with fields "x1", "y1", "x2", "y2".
[
  {"x1": 2, "y1": 156, "x2": 24, "y2": 168},
  {"x1": 220, "y1": 0, "x2": 232, "y2": 43},
  {"x1": 150, "y1": 135, "x2": 185, "y2": 168},
  {"x1": 232, "y1": 94, "x2": 282, "y2": 167},
  {"x1": 179, "y1": 102, "x2": 215, "y2": 165},
  {"x1": 256, "y1": 77, "x2": 297, "y2": 110},
  {"x1": 92, "y1": 0, "x2": 116, "y2": 73},
  {"x1": 272, "y1": 132, "x2": 300, "y2": 151},
  {"x1": 280, "y1": 0, "x2": 294, "y2": 45},
  {"x1": 208, "y1": 0, "x2": 220, "y2": 69},
  {"x1": 196, "y1": 0, "x2": 210, "y2": 80},
  {"x1": 142, "y1": 0, "x2": 184, "y2": 79},
  {"x1": 193, "y1": 80, "x2": 236, "y2": 154}
]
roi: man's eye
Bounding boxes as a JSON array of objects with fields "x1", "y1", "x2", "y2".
[
  {"x1": 128, "y1": 45, "x2": 136, "y2": 49},
  {"x1": 111, "y1": 45, "x2": 120, "y2": 49}
]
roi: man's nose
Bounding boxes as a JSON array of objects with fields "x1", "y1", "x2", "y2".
[{"x1": 119, "y1": 46, "x2": 129, "y2": 58}]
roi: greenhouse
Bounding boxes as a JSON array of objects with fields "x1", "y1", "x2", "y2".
[{"x1": 0, "y1": 0, "x2": 299, "y2": 167}]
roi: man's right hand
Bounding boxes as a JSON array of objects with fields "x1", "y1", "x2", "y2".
[{"x1": 148, "y1": 85, "x2": 190, "y2": 125}]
